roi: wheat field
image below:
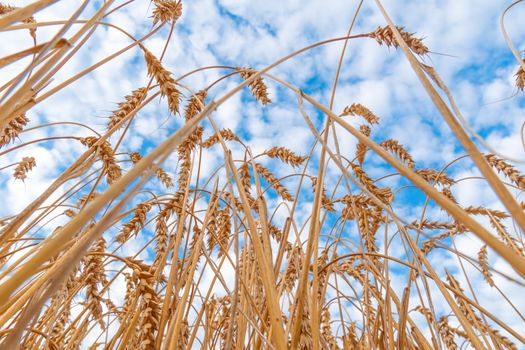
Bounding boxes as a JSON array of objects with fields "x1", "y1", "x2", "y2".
[{"x1": 0, "y1": 1, "x2": 524, "y2": 349}]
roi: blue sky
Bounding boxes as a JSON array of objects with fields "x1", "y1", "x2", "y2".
[{"x1": 1, "y1": 0, "x2": 525, "y2": 348}]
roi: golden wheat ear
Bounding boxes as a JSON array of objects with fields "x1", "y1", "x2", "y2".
[
  {"x1": 107, "y1": 87, "x2": 147, "y2": 130},
  {"x1": 264, "y1": 146, "x2": 307, "y2": 167},
  {"x1": 484, "y1": 154, "x2": 525, "y2": 190},
  {"x1": 152, "y1": 0, "x2": 183, "y2": 25},
  {"x1": 0, "y1": 114, "x2": 29, "y2": 148},
  {"x1": 369, "y1": 25, "x2": 429, "y2": 55},
  {"x1": 79, "y1": 137, "x2": 122, "y2": 185},
  {"x1": 341, "y1": 103, "x2": 380, "y2": 124},
  {"x1": 143, "y1": 46, "x2": 182, "y2": 115},
  {"x1": 236, "y1": 67, "x2": 272, "y2": 105},
  {"x1": 13, "y1": 156, "x2": 36, "y2": 181}
]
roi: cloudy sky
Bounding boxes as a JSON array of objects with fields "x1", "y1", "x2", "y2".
[{"x1": 1, "y1": 0, "x2": 524, "y2": 348}]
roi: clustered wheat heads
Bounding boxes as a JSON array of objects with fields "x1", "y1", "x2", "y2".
[{"x1": 0, "y1": 1, "x2": 523, "y2": 350}]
